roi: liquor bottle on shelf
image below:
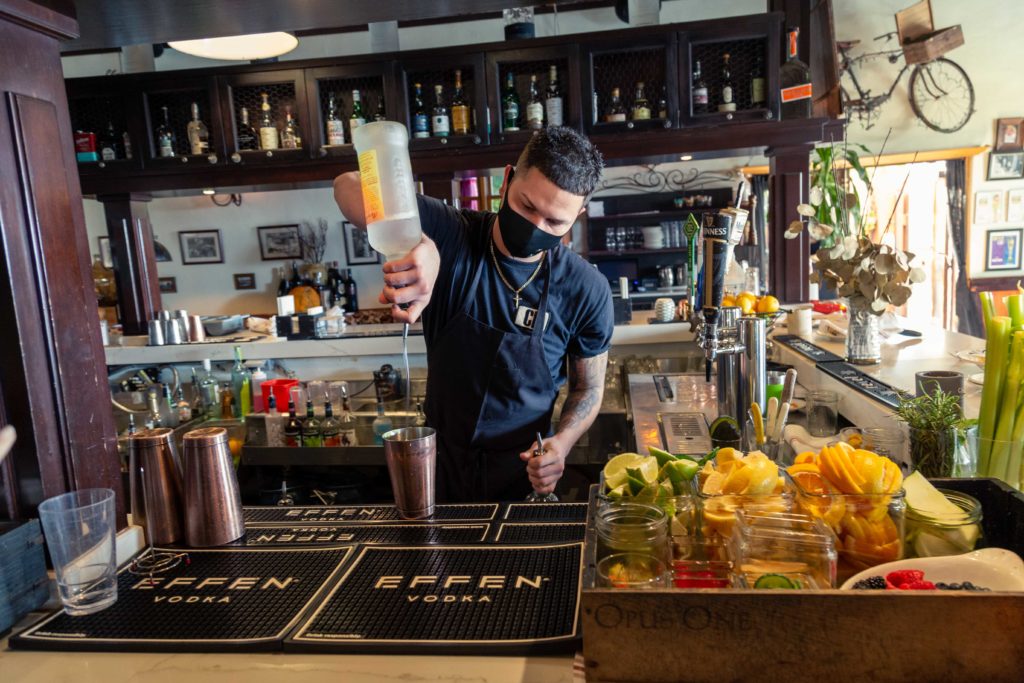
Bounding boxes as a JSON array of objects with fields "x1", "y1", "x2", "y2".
[
  {"x1": 604, "y1": 87, "x2": 627, "y2": 122},
  {"x1": 431, "y1": 84, "x2": 450, "y2": 137},
  {"x1": 281, "y1": 106, "x2": 302, "y2": 149},
  {"x1": 451, "y1": 69, "x2": 470, "y2": 134},
  {"x1": 339, "y1": 385, "x2": 358, "y2": 446},
  {"x1": 350, "y1": 89, "x2": 367, "y2": 134},
  {"x1": 200, "y1": 359, "x2": 220, "y2": 413},
  {"x1": 250, "y1": 363, "x2": 267, "y2": 412},
  {"x1": 220, "y1": 384, "x2": 234, "y2": 419},
  {"x1": 343, "y1": 268, "x2": 359, "y2": 312},
  {"x1": 277, "y1": 266, "x2": 290, "y2": 297},
  {"x1": 412, "y1": 83, "x2": 430, "y2": 139},
  {"x1": 326, "y1": 92, "x2": 345, "y2": 145},
  {"x1": 780, "y1": 27, "x2": 812, "y2": 119},
  {"x1": 372, "y1": 392, "x2": 393, "y2": 446},
  {"x1": 99, "y1": 121, "x2": 119, "y2": 160},
  {"x1": 175, "y1": 386, "x2": 192, "y2": 424},
  {"x1": 301, "y1": 398, "x2": 322, "y2": 447},
  {"x1": 156, "y1": 106, "x2": 176, "y2": 157},
  {"x1": 284, "y1": 398, "x2": 302, "y2": 447},
  {"x1": 230, "y1": 345, "x2": 251, "y2": 419},
  {"x1": 320, "y1": 399, "x2": 341, "y2": 447},
  {"x1": 122, "y1": 131, "x2": 133, "y2": 159},
  {"x1": 657, "y1": 85, "x2": 669, "y2": 120},
  {"x1": 258, "y1": 92, "x2": 279, "y2": 150},
  {"x1": 631, "y1": 81, "x2": 651, "y2": 120},
  {"x1": 146, "y1": 388, "x2": 162, "y2": 429},
  {"x1": 534, "y1": 67, "x2": 558, "y2": 129},
  {"x1": 237, "y1": 106, "x2": 259, "y2": 150},
  {"x1": 162, "y1": 384, "x2": 179, "y2": 428},
  {"x1": 525, "y1": 74, "x2": 544, "y2": 130},
  {"x1": 692, "y1": 60, "x2": 709, "y2": 114},
  {"x1": 289, "y1": 260, "x2": 304, "y2": 289},
  {"x1": 718, "y1": 53, "x2": 736, "y2": 112},
  {"x1": 750, "y1": 53, "x2": 767, "y2": 108},
  {"x1": 187, "y1": 102, "x2": 210, "y2": 155},
  {"x1": 372, "y1": 93, "x2": 387, "y2": 122},
  {"x1": 502, "y1": 71, "x2": 521, "y2": 132},
  {"x1": 190, "y1": 367, "x2": 205, "y2": 418}
]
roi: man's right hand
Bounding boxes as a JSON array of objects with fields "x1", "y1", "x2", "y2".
[{"x1": 379, "y1": 235, "x2": 439, "y2": 324}]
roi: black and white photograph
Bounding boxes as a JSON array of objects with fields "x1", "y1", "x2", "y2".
[
  {"x1": 178, "y1": 229, "x2": 223, "y2": 264},
  {"x1": 343, "y1": 221, "x2": 380, "y2": 265},
  {"x1": 97, "y1": 236, "x2": 113, "y2": 268},
  {"x1": 157, "y1": 276, "x2": 177, "y2": 293},
  {"x1": 988, "y1": 152, "x2": 1024, "y2": 180},
  {"x1": 233, "y1": 273, "x2": 256, "y2": 290},
  {"x1": 257, "y1": 224, "x2": 302, "y2": 260}
]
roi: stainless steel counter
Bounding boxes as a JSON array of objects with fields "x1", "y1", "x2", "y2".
[{"x1": 628, "y1": 373, "x2": 716, "y2": 456}]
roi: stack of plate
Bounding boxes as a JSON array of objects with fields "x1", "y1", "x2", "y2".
[
  {"x1": 642, "y1": 226, "x2": 664, "y2": 249},
  {"x1": 654, "y1": 297, "x2": 676, "y2": 322}
]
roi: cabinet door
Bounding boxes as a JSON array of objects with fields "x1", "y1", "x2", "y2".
[
  {"x1": 678, "y1": 14, "x2": 782, "y2": 126},
  {"x1": 219, "y1": 69, "x2": 312, "y2": 165},
  {"x1": 305, "y1": 62, "x2": 395, "y2": 160},
  {"x1": 583, "y1": 34, "x2": 678, "y2": 134},
  {"x1": 486, "y1": 43, "x2": 581, "y2": 147},
  {"x1": 66, "y1": 77, "x2": 144, "y2": 176},
  {"x1": 140, "y1": 74, "x2": 224, "y2": 170},
  {"x1": 399, "y1": 52, "x2": 487, "y2": 151}
]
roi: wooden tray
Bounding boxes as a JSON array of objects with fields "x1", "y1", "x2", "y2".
[{"x1": 580, "y1": 479, "x2": 1024, "y2": 682}]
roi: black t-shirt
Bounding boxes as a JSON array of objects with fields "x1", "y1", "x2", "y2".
[{"x1": 418, "y1": 194, "x2": 613, "y2": 388}]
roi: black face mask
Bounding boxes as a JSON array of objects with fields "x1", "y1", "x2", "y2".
[{"x1": 497, "y1": 172, "x2": 565, "y2": 258}]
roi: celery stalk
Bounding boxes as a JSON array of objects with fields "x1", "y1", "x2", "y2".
[
  {"x1": 992, "y1": 331, "x2": 1024, "y2": 483},
  {"x1": 1008, "y1": 295, "x2": 1024, "y2": 331},
  {"x1": 1006, "y1": 394, "x2": 1024, "y2": 490},
  {"x1": 978, "y1": 316, "x2": 1011, "y2": 476},
  {"x1": 980, "y1": 292, "x2": 996, "y2": 332}
]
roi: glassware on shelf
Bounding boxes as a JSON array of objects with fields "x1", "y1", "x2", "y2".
[
  {"x1": 806, "y1": 390, "x2": 839, "y2": 437},
  {"x1": 306, "y1": 380, "x2": 327, "y2": 416}
]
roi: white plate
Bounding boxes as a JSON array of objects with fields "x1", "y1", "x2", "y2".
[
  {"x1": 840, "y1": 548, "x2": 1024, "y2": 592},
  {"x1": 968, "y1": 372, "x2": 985, "y2": 386},
  {"x1": 956, "y1": 349, "x2": 986, "y2": 367}
]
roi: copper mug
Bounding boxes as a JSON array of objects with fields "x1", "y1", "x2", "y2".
[
  {"x1": 129, "y1": 427, "x2": 185, "y2": 544},
  {"x1": 182, "y1": 427, "x2": 245, "y2": 547}
]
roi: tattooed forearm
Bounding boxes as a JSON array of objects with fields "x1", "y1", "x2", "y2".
[{"x1": 555, "y1": 352, "x2": 608, "y2": 446}]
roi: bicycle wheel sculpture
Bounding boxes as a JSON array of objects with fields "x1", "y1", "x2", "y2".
[{"x1": 908, "y1": 57, "x2": 974, "y2": 133}]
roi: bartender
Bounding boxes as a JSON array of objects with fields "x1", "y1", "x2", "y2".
[{"x1": 333, "y1": 127, "x2": 613, "y2": 501}]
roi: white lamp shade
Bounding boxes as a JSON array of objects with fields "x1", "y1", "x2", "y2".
[{"x1": 168, "y1": 32, "x2": 298, "y2": 61}]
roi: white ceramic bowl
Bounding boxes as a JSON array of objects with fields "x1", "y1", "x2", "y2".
[{"x1": 840, "y1": 548, "x2": 1024, "y2": 592}]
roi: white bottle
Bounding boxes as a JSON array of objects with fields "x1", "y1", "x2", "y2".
[{"x1": 250, "y1": 363, "x2": 268, "y2": 412}]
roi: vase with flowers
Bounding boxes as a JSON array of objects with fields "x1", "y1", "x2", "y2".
[{"x1": 785, "y1": 137, "x2": 927, "y2": 364}]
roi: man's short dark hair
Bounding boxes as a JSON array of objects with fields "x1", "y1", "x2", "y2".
[{"x1": 515, "y1": 126, "x2": 604, "y2": 200}]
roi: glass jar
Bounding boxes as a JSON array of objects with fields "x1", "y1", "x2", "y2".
[
  {"x1": 503, "y1": 7, "x2": 536, "y2": 39},
  {"x1": 729, "y1": 509, "x2": 837, "y2": 589},
  {"x1": 861, "y1": 427, "x2": 906, "y2": 463},
  {"x1": 791, "y1": 477, "x2": 906, "y2": 583},
  {"x1": 595, "y1": 502, "x2": 670, "y2": 569},
  {"x1": 908, "y1": 427, "x2": 957, "y2": 478},
  {"x1": 671, "y1": 535, "x2": 734, "y2": 588},
  {"x1": 596, "y1": 552, "x2": 668, "y2": 589},
  {"x1": 695, "y1": 488, "x2": 794, "y2": 545},
  {"x1": 904, "y1": 489, "x2": 983, "y2": 558}
]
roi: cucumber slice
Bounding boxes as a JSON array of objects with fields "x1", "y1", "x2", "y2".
[{"x1": 753, "y1": 573, "x2": 799, "y2": 589}]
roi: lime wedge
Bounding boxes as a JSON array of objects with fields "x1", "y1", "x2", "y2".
[
  {"x1": 626, "y1": 472, "x2": 647, "y2": 496},
  {"x1": 604, "y1": 452, "x2": 657, "y2": 489},
  {"x1": 662, "y1": 459, "x2": 700, "y2": 495},
  {"x1": 754, "y1": 573, "x2": 799, "y2": 589},
  {"x1": 649, "y1": 446, "x2": 677, "y2": 469}
]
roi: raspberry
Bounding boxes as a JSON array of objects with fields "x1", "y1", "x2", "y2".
[
  {"x1": 907, "y1": 580, "x2": 936, "y2": 590},
  {"x1": 852, "y1": 576, "x2": 887, "y2": 590},
  {"x1": 886, "y1": 569, "x2": 925, "y2": 587}
]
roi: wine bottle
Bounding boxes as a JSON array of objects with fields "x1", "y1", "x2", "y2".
[
  {"x1": 718, "y1": 53, "x2": 736, "y2": 113},
  {"x1": 605, "y1": 87, "x2": 626, "y2": 122},
  {"x1": 237, "y1": 107, "x2": 259, "y2": 150},
  {"x1": 544, "y1": 64, "x2": 563, "y2": 127},
  {"x1": 156, "y1": 106, "x2": 176, "y2": 157},
  {"x1": 284, "y1": 398, "x2": 302, "y2": 447},
  {"x1": 258, "y1": 92, "x2": 279, "y2": 150},
  {"x1": 502, "y1": 71, "x2": 521, "y2": 132},
  {"x1": 526, "y1": 74, "x2": 544, "y2": 130},
  {"x1": 780, "y1": 27, "x2": 812, "y2": 119},
  {"x1": 326, "y1": 92, "x2": 345, "y2": 145},
  {"x1": 692, "y1": 61, "x2": 709, "y2": 114},
  {"x1": 412, "y1": 83, "x2": 430, "y2": 139},
  {"x1": 751, "y1": 53, "x2": 767, "y2": 108},
  {"x1": 301, "y1": 399, "x2": 322, "y2": 447},
  {"x1": 431, "y1": 84, "x2": 450, "y2": 137},
  {"x1": 187, "y1": 101, "x2": 210, "y2": 155}
]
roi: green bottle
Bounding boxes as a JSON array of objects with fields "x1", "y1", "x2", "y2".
[{"x1": 230, "y1": 346, "x2": 251, "y2": 419}]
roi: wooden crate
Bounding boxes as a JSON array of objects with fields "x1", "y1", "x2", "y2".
[
  {"x1": 580, "y1": 479, "x2": 1024, "y2": 683},
  {"x1": 895, "y1": 0, "x2": 964, "y2": 64}
]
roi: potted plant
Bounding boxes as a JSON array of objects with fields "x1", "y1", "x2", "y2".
[
  {"x1": 786, "y1": 139, "x2": 927, "y2": 364},
  {"x1": 298, "y1": 218, "x2": 329, "y2": 285},
  {"x1": 894, "y1": 387, "x2": 964, "y2": 478}
]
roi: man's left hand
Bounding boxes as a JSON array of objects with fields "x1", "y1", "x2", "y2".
[
  {"x1": 519, "y1": 436, "x2": 568, "y2": 495},
  {"x1": 379, "y1": 235, "x2": 439, "y2": 324}
]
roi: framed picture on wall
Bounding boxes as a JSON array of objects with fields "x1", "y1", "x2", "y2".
[
  {"x1": 1008, "y1": 189, "x2": 1024, "y2": 223},
  {"x1": 158, "y1": 276, "x2": 177, "y2": 293},
  {"x1": 974, "y1": 191, "x2": 1001, "y2": 225},
  {"x1": 986, "y1": 228, "x2": 1023, "y2": 271},
  {"x1": 257, "y1": 224, "x2": 302, "y2": 260},
  {"x1": 996, "y1": 118, "x2": 1024, "y2": 152},
  {"x1": 97, "y1": 236, "x2": 113, "y2": 268},
  {"x1": 179, "y1": 229, "x2": 223, "y2": 265},
  {"x1": 988, "y1": 152, "x2": 1024, "y2": 180},
  {"x1": 343, "y1": 221, "x2": 380, "y2": 265},
  {"x1": 233, "y1": 273, "x2": 256, "y2": 290}
]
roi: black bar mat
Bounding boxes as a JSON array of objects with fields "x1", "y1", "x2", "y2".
[
  {"x1": 244, "y1": 503, "x2": 498, "y2": 525},
  {"x1": 503, "y1": 502, "x2": 588, "y2": 522},
  {"x1": 287, "y1": 543, "x2": 583, "y2": 655},
  {"x1": 11, "y1": 546, "x2": 353, "y2": 652},
  {"x1": 243, "y1": 524, "x2": 490, "y2": 545},
  {"x1": 816, "y1": 361, "x2": 908, "y2": 409},
  {"x1": 494, "y1": 523, "x2": 587, "y2": 544},
  {"x1": 774, "y1": 334, "x2": 845, "y2": 363}
]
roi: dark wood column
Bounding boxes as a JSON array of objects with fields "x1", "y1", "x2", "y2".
[
  {"x1": 417, "y1": 173, "x2": 456, "y2": 202},
  {"x1": 767, "y1": 143, "x2": 813, "y2": 304},
  {"x1": 98, "y1": 193, "x2": 162, "y2": 334},
  {"x1": 0, "y1": 0, "x2": 124, "y2": 523}
]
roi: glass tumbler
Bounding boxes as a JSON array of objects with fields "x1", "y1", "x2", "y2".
[{"x1": 806, "y1": 390, "x2": 839, "y2": 437}]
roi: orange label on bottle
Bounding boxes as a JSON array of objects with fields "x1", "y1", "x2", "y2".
[
  {"x1": 781, "y1": 83, "x2": 812, "y2": 102},
  {"x1": 358, "y1": 149, "x2": 385, "y2": 223}
]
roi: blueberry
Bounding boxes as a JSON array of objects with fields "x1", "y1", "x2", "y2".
[
  {"x1": 948, "y1": 583, "x2": 961, "y2": 590},
  {"x1": 962, "y1": 581, "x2": 974, "y2": 589}
]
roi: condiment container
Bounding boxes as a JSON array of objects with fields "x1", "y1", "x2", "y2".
[
  {"x1": 904, "y1": 488, "x2": 982, "y2": 558},
  {"x1": 729, "y1": 509, "x2": 837, "y2": 588}
]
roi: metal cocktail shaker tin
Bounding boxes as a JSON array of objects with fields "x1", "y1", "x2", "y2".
[
  {"x1": 129, "y1": 427, "x2": 185, "y2": 544},
  {"x1": 181, "y1": 427, "x2": 245, "y2": 547},
  {"x1": 188, "y1": 315, "x2": 206, "y2": 342},
  {"x1": 383, "y1": 426, "x2": 436, "y2": 519},
  {"x1": 147, "y1": 320, "x2": 166, "y2": 346}
]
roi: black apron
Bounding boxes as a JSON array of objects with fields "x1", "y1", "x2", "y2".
[{"x1": 424, "y1": 224, "x2": 557, "y2": 503}]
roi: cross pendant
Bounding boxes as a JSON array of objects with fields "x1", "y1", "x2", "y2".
[{"x1": 512, "y1": 292, "x2": 521, "y2": 309}]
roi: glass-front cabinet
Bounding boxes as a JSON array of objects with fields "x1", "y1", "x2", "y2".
[
  {"x1": 305, "y1": 62, "x2": 396, "y2": 160},
  {"x1": 218, "y1": 69, "x2": 311, "y2": 165}
]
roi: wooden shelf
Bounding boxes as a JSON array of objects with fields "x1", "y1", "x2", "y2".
[
  {"x1": 588, "y1": 248, "x2": 689, "y2": 257},
  {"x1": 587, "y1": 208, "x2": 722, "y2": 222}
]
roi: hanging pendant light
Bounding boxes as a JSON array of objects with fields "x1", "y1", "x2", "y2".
[{"x1": 168, "y1": 32, "x2": 298, "y2": 61}]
